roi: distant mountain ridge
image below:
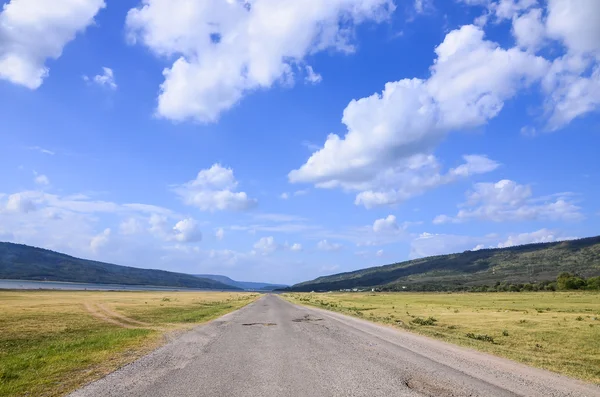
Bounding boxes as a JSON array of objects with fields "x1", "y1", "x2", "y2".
[
  {"x1": 194, "y1": 274, "x2": 288, "y2": 291},
  {"x1": 287, "y1": 236, "x2": 600, "y2": 292},
  {"x1": 0, "y1": 242, "x2": 240, "y2": 290}
]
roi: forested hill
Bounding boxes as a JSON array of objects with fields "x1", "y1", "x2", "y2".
[
  {"x1": 287, "y1": 236, "x2": 600, "y2": 292},
  {"x1": 0, "y1": 242, "x2": 240, "y2": 290}
]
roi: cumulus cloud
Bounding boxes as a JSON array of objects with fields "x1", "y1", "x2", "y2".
[
  {"x1": 84, "y1": 67, "x2": 117, "y2": 90},
  {"x1": 372, "y1": 215, "x2": 399, "y2": 233},
  {"x1": 33, "y1": 173, "x2": 49, "y2": 186},
  {"x1": 119, "y1": 218, "x2": 143, "y2": 235},
  {"x1": 317, "y1": 239, "x2": 343, "y2": 251},
  {"x1": 496, "y1": 228, "x2": 575, "y2": 248},
  {"x1": 289, "y1": 24, "x2": 546, "y2": 207},
  {"x1": 4, "y1": 193, "x2": 36, "y2": 213},
  {"x1": 174, "y1": 164, "x2": 257, "y2": 211},
  {"x1": 465, "y1": 1, "x2": 600, "y2": 129},
  {"x1": 172, "y1": 218, "x2": 202, "y2": 243},
  {"x1": 215, "y1": 227, "x2": 225, "y2": 240},
  {"x1": 0, "y1": 0, "x2": 105, "y2": 89},
  {"x1": 512, "y1": 8, "x2": 545, "y2": 52},
  {"x1": 90, "y1": 228, "x2": 111, "y2": 253},
  {"x1": 376, "y1": 249, "x2": 384, "y2": 257},
  {"x1": 125, "y1": 0, "x2": 394, "y2": 122},
  {"x1": 434, "y1": 179, "x2": 583, "y2": 223},
  {"x1": 290, "y1": 243, "x2": 303, "y2": 252},
  {"x1": 305, "y1": 66, "x2": 322, "y2": 84},
  {"x1": 253, "y1": 236, "x2": 279, "y2": 255},
  {"x1": 545, "y1": 0, "x2": 600, "y2": 55}
]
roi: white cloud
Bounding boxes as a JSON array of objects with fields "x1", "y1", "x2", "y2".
[
  {"x1": 253, "y1": 236, "x2": 279, "y2": 255},
  {"x1": 496, "y1": 228, "x2": 575, "y2": 248},
  {"x1": 434, "y1": 180, "x2": 583, "y2": 223},
  {"x1": 290, "y1": 243, "x2": 303, "y2": 252},
  {"x1": 148, "y1": 213, "x2": 169, "y2": 236},
  {"x1": 4, "y1": 193, "x2": 36, "y2": 213},
  {"x1": 280, "y1": 190, "x2": 309, "y2": 200},
  {"x1": 410, "y1": 232, "x2": 481, "y2": 258},
  {"x1": 119, "y1": 218, "x2": 143, "y2": 235},
  {"x1": 290, "y1": 24, "x2": 546, "y2": 207},
  {"x1": 27, "y1": 146, "x2": 54, "y2": 155},
  {"x1": 174, "y1": 164, "x2": 257, "y2": 211},
  {"x1": 0, "y1": 0, "x2": 105, "y2": 89},
  {"x1": 172, "y1": 218, "x2": 202, "y2": 243},
  {"x1": 542, "y1": 55, "x2": 600, "y2": 130},
  {"x1": 34, "y1": 174, "x2": 49, "y2": 186},
  {"x1": 352, "y1": 155, "x2": 499, "y2": 209},
  {"x1": 215, "y1": 227, "x2": 225, "y2": 240},
  {"x1": 492, "y1": 0, "x2": 537, "y2": 20},
  {"x1": 305, "y1": 65, "x2": 322, "y2": 84},
  {"x1": 512, "y1": 8, "x2": 545, "y2": 52},
  {"x1": 471, "y1": 244, "x2": 485, "y2": 251},
  {"x1": 372, "y1": 215, "x2": 399, "y2": 233},
  {"x1": 317, "y1": 239, "x2": 343, "y2": 251},
  {"x1": 376, "y1": 249, "x2": 384, "y2": 257},
  {"x1": 84, "y1": 66, "x2": 117, "y2": 90},
  {"x1": 125, "y1": 0, "x2": 394, "y2": 122},
  {"x1": 452, "y1": 1, "x2": 600, "y2": 130},
  {"x1": 90, "y1": 228, "x2": 111, "y2": 253},
  {"x1": 545, "y1": 0, "x2": 600, "y2": 55}
]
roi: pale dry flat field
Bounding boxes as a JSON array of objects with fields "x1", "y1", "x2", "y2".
[
  {"x1": 284, "y1": 291, "x2": 600, "y2": 384},
  {"x1": 0, "y1": 290, "x2": 258, "y2": 397}
]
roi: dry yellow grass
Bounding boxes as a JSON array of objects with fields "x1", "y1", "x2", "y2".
[
  {"x1": 284, "y1": 291, "x2": 600, "y2": 384},
  {"x1": 0, "y1": 290, "x2": 258, "y2": 397}
]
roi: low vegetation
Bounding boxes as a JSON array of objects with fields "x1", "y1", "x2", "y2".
[
  {"x1": 0, "y1": 290, "x2": 258, "y2": 397},
  {"x1": 286, "y1": 236, "x2": 600, "y2": 292},
  {"x1": 283, "y1": 291, "x2": 600, "y2": 384}
]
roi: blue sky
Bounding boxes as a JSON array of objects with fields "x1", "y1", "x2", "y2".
[{"x1": 0, "y1": 0, "x2": 599, "y2": 285}]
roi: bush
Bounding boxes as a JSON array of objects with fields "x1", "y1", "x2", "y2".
[
  {"x1": 466, "y1": 333, "x2": 495, "y2": 343},
  {"x1": 411, "y1": 316, "x2": 438, "y2": 326},
  {"x1": 557, "y1": 273, "x2": 587, "y2": 290}
]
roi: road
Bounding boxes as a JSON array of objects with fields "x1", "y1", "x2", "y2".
[{"x1": 70, "y1": 295, "x2": 599, "y2": 397}]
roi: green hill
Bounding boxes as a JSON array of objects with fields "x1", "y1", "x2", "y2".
[
  {"x1": 287, "y1": 236, "x2": 600, "y2": 292},
  {"x1": 0, "y1": 242, "x2": 241, "y2": 290}
]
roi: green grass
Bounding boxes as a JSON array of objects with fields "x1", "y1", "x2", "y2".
[
  {"x1": 0, "y1": 291, "x2": 258, "y2": 397},
  {"x1": 283, "y1": 291, "x2": 600, "y2": 384}
]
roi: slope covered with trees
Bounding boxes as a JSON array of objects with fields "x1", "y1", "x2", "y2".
[
  {"x1": 287, "y1": 237, "x2": 600, "y2": 292},
  {"x1": 0, "y1": 242, "x2": 240, "y2": 290}
]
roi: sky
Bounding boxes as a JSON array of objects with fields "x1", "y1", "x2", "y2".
[{"x1": 0, "y1": 0, "x2": 599, "y2": 285}]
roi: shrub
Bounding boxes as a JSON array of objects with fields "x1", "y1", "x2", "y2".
[
  {"x1": 466, "y1": 333, "x2": 495, "y2": 343},
  {"x1": 411, "y1": 316, "x2": 438, "y2": 326},
  {"x1": 502, "y1": 330, "x2": 509, "y2": 336}
]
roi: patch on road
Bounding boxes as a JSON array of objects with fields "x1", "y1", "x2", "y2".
[
  {"x1": 242, "y1": 323, "x2": 277, "y2": 326},
  {"x1": 403, "y1": 377, "x2": 456, "y2": 397},
  {"x1": 292, "y1": 314, "x2": 323, "y2": 323}
]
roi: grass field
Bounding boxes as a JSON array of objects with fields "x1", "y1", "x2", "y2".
[
  {"x1": 283, "y1": 292, "x2": 600, "y2": 384},
  {"x1": 0, "y1": 290, "x2": 258, "y2": 397}
]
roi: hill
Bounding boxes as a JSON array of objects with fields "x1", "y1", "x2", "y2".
[
  {"x1": 287, "y1": 236, "x2": 600, "y2": 292},
  {"x1": 194, "y1": 274, "x2": 288, "y2": 291},
  {"x1": 0, "y1": 242, "x2": 241, "y2": 290}
]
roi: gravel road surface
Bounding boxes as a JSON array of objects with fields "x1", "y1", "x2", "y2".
[{"x1": 70, "y1": 294, "x2": 599, "y2": 397}]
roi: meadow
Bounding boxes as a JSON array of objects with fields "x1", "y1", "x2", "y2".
[
  {"x1": 284, "y1": 291, "x2": 600, "y2": 384},
  {"x1": 0, "y1": 290, "x2": 258, "y2": 397}
]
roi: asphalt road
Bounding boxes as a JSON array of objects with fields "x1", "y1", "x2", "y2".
[{"x1": 70, "y1": 295, "x2": 599, "y2": 397}]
